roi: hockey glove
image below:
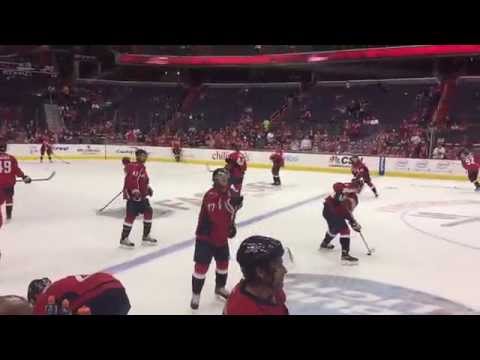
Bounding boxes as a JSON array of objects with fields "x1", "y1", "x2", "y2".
[
  {"x1": 230, "y1": 195, "x2": 243, "y2": 209},
  {"x1": 131, "y1": 189, "x2": 142, "y2": 201},
  {"x1": 23, "y1": 175, "x2": 32, "y2": 184},
  {"x1": 122, "y1": 157, "x2": 131, "y2": 166},
  {"x1": 147, "y1": 187, "x2": 153, "y2": 197},
  {"x1": 228, "y1": 224, "x2": 237, "y2": 239},
  {"x1": 351, "y1": 221, "x2": 362, "y2": 232}
]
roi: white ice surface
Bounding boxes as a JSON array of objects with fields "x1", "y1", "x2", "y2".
[{"x1": 1, "y1": 160, "x2": 479, "y2": 314}]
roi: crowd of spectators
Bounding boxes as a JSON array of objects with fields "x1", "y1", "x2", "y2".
[{"x1": 0, "y1": 80, "x2": 478, "y2": 159}]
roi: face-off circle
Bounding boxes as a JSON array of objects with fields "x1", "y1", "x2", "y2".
[{"x1": 285, "y1": 273, "x2": 474, "y2": 315}]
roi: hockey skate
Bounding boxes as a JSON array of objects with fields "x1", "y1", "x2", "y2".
[
  {"x1": 190, "y1": 294, "x2": 200, "y2": 310},
  {"x1": 215, "y1": 287, "x2": 230, "y2": 301},
  {"x1": 142, "y1": 235, "x2": 158, "y2": 246},
  {"x1": 319, "y1": 241, "x2": 335, "y2": 250},
  {"x1": 120, "y1": 237, "x2": 135, "y2": 248},
  {"x1": 475, "y1": 186, "x2": 480, "y2": 192},
  {"x1": 341, "y1": 252, "x2": 359, "y2": 265}
]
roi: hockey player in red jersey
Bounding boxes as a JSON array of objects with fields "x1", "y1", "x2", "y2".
[
  {"x1": 270, "y1": 146, "x2": 285, "y2": 186},
  {"x1": 350, "y1": 155, "x2": 378, "y2": 197},
  {"x1": 319, "y1": 182, "x2": 362, "y2": 264},
  {"x1": 120, "y1": 149, "x2": 157, "y2": 247},
  {"x1": 171, "y1": 138, "x2": 182, "y2": 162},
  {"x1": 39, "y1": 135, "x2": 53, "y2": 163},
  {"x1": 224, "y1": 236, "x2": 289, "y2": 315},
  {"x1": 225, "y1": 143, "x2": 247, "y2": 195},
  {"x1": 459, "y1": 149, "x2": 480, "y2": 192},
  {"x1": 190, "y1": 168, "x2": 244, "y2": 310},
  {"x1": 0, "y1": 142, "x2": 31, "y2": 228},
  {"x1": 27, "y1": 272, "x2": 131, "y2": 315}
]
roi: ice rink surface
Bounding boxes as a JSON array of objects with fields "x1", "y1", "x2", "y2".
[{"x1": 1, "y1": 160, "x2": 479, "y2": 315}]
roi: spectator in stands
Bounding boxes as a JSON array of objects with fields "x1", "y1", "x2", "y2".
[
  {"x1": 300, "y1": 135, "x2": 312, "y2": 151},
  {"x1": 263, "y1": 119, "x2": 271, "y2": 132},
  {"x1": 432, "y1": 142, "x2": 446, "y2": 159},
  {"x1": 266, "y1": 131, "x2": 275, "y2": 145},
  {"x1": 290, "y1": 138, "x2": 300, "y2": 151}
]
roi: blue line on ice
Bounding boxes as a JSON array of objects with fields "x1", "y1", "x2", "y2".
[{"x1": 103, "y1": 193, "x2": 327, "y2": 274}]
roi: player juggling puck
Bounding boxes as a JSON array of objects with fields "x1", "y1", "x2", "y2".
[
  {"x1": 320, "y1": 182, "x2": 363, "y2": 264},
  {"x1": 223, "y1": 236, "x2": 289, "y2": 315},
  {"x1": 190, "y1": 168, "x2": 243, "y2": 310},
  {"x1": 120, "y1": 149, "x2": 157, "y2": 248}
]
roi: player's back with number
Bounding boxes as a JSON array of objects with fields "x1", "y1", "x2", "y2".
[{"x1": 0, "y1": 153, "x2": 23, "y2": 188}]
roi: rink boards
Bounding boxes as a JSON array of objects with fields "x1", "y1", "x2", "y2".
[{"x1": 9, "y1": 143, "x2": 466, "y2": 181}]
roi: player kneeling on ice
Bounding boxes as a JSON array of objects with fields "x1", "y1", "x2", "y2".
[
  {"x1": 27, "y1": 272, "x2": 131, "y2": 315},
  {"x1": 190, "y1": 168, "x2": 243, "y2": 310},
  {"x1": 120, "y1": 149, "x2": 157, "y2": 248},
  {"x1": 320, "y1": 182, "x2": 362, "y2": 264},
  {"x1": 458, "y1": 149, "x2": 480, "y2": 192},
  {"x1": 0, "y1": 141, "x2": 31, "y2": 228},
  {"x1": 223, "y1": 236, "x2": 289, "y2": 315}
]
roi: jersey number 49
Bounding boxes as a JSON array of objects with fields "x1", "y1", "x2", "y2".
[{"x1": 0, "y1": 160, "x2": 12, "y2": 174}]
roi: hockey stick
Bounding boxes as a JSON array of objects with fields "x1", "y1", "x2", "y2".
[
  {"x1": 16, "y1": 171, "x2": 56, "y2": 183},
  {"x1": 285, "y1": 246, "x2": 294, "y2": 263},
  {"x1": 52, "y1": 154, "x2": 71, "y2": 165},
  {"x1": 97, "y1": 191, "x2": 123, "y2": 213},
  {"x1": 359, "y1": 232, "x2": 375, "y2": 255}
]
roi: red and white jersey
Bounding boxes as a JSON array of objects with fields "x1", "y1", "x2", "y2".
[
  {"x1": 123, "y1": 162, "x2": 150, "y2": 199},
  {"x1": 0, "y1": 153, "x2": 25, "y2": 188},
  {"x1": 223, "y1": 280, "x2": 289, "y2": 315},
  {"x1": 40, "y1": 136, "x2": 52, "y2": 148},
  {"x1": 195, "y1": 186, "x2": 236, "y2": 247},
  {"x1": 351, "y1": 160, "x2": 370, "y2": 179},
  {"x1": 461, "y1": 153, "x2": 479, "y2": 172},
  {"x1": 171, "y1": 140, "x2": 181, "y2": 149},
  {"x1": 33, "y1": 273, "x2": 125, "y2": 315},
  {"x1": 226, "y1": 151, "x2": 247, "y2": 178},
  {"x1": 270, "y1": 150, "x2": 284, "y2": 167}
]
